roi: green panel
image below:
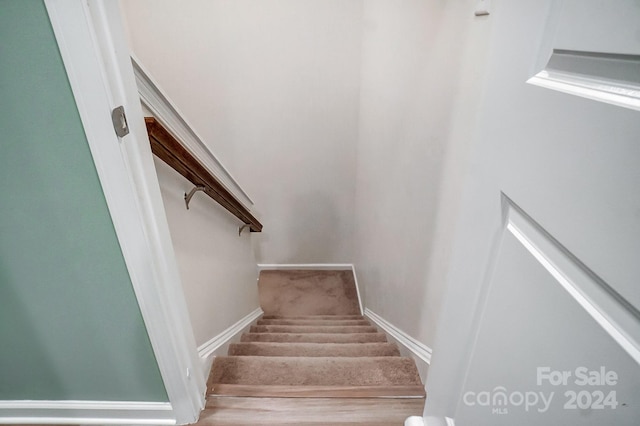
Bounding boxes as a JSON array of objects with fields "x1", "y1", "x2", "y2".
[{"x1": 0, "y1": 0, "x2": 168, "y2": 401}]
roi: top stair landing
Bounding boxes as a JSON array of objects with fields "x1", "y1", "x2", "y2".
[{"x1": 258, "y1": 269, "x2": 361, "y2": 316}]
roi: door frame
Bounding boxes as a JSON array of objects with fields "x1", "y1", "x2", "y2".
[{"x1": 42, "y1": 0, "x2": 205, "y2": 423}]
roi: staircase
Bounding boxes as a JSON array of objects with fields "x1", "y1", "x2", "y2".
[{"x1": 199, "y1": 270, "x2": 425, "y2": 425}]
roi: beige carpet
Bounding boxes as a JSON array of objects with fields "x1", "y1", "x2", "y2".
[
  {"x1": 228, "y1": 342, "x2": 401, "y2": 357},
  {"x1": 241, "y1": 332, "x2": 388, "y2": 343},
  {"x1": 209, "y1": 313, "x2": 425, "y2": 398},
  {"x1": 250, "y1": 324, "x2": 378, "y2": 333},
  {"x1": 203, "y1": 269, "x2": 425, "y2": 424},
  {"x1": 258, "y1": 270, "x2": 360, "y2": 316}
]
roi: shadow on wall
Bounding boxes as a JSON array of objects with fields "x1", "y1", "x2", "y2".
[{"x1": 288, "y1": 190, "x2": 342, "y2": 263}]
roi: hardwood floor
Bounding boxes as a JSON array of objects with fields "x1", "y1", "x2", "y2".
[{"x1": 198, "y1": 396, "x2": 423, "y2": 425}]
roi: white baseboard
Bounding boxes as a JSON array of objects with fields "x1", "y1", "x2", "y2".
[
  {"x1": 197, "y1": 308, "x2": 263, "y2": 378},
  {"x1": 0, "y1": 400, "x2": 174, "y2": 425},
  {"x1": 45, "y1": 2, "x2": 204, "y2": 422},
  {"x1": 364, "y1": 308, "x2": 432, "y2": 380},
  {"x1": 257, "y1": 263, "x2": 353, "y2": 271},
  {"x1": 350, "y1": 265, "x2": 364, "y2": 315},
  {"x1": 256, "y1": 264, "x2": 363, "y2": 315}
]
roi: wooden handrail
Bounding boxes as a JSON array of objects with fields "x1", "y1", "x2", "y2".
[{"x1": 145, "y1": 117, "x2": 262, "y2": 232}]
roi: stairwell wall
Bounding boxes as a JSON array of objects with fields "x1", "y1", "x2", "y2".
[
  {"x1": 353, "y1": 0, "x2": 494, "y2": 352},
  {"x1": 120, "y1": 0, "x2": 364, "y2": 346},
  {"x1": 120, "y1": 0, "x2": 363, "y2": 265},
  {"x1": 150, "y1": 153, "x2": 260, "y2": 347},
  {"x1": 121, "y1": 0, "x2": 496, "y2": 369}
]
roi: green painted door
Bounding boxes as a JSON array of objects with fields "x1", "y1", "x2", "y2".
[{"x1": 0, "y1": 0, "x2": 168, "y2": 402}]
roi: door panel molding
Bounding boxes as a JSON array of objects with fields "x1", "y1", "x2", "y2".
[
  {"x1": 528, "y1": 50, "x2": 640, "y2": 111},
  {"x1": 504, "y1": 194, "x2": 640, "y2": 365},
  {"x1": 528, "y1": 0, "x2": 640, "y2": 111}
]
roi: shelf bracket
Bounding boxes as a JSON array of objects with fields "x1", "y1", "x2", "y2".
[
  {"x1": 239, "y1": 224, "x2": 252, "y2": 236},
  {"x1": 184, "y1": 186, "x2": 206, "y2": 210}
]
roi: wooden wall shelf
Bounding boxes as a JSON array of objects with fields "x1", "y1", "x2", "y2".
[{"x1": 145, "y1": 117, "x2": 262, "y2": 232}]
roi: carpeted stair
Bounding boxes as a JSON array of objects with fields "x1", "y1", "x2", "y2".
[
  {"x1": 229, "y1": 342, "x2": 401, "y2": 357},
  {"x1": 208, "y1": 270, "x2": 426, "y2": 401},
  {"x1": 240, "y1": 331, "x2": 388, "y2": 343},
  {"x1": 249, "y1": 324, "x2": 379, "y2": 334}
]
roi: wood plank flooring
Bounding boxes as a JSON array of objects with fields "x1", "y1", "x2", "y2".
[{"x1": 198, "y1": 396, "x2": 424, "y2": 425}]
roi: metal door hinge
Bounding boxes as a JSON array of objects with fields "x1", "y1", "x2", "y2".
[{"x1": 111, "y1": 106, "x2": 129, "y2": 137}]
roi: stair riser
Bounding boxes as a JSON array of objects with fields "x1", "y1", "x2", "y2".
[
  {"x1": 209, "y1": 384, "x2": 426, "y2": 399},
  {"x1": 229, "y1": 342, "x2": 400, "y2": 357},
  {"x1": 262, "y1": 315, "x2": 364, "y2": 320},
  {"x1": 210, "y1": 356, "x2": 422, "y2": 387},
  {"x1": 250, "y1": 325, "x2": 378, "y2": 334}
]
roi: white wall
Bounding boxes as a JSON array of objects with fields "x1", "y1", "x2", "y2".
[
  {"x1": 120, "y1": 0, "x2": 363, "y2": 264},
  {"x1": 151, "y1": 155, "x2": 260, "y2": 346},
  {"x1": 353, "y1": 0, "x2": 494, "y2": 350},
  {"x1": 121, "y1": 0, "x2": 494, "y2": 357}
]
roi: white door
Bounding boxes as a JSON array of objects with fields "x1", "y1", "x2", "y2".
[{"x1": 425, "y1": 1, "x2": 640, "y2": 425}]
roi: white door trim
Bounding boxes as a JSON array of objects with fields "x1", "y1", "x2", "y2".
[
  {"x1": 0, "y1": 401, "x2": 174, "y2": 425},
  {"x1": 256, "y1": 263, "x2": 354, "y2": 270},
  {"x1": 41, "y1": 1, "x2": 205, "y2": 423}
]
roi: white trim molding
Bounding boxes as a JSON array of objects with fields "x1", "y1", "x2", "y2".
[
  {"x1": 45, "y1": 1, "x2": 205, "y2": 423},
  {"x1": 198, "y1": 308, "x2": 264, "y2": 362},
  {"x1": 365, "y1": 308, "x2": 432, "y2": 370},
  {"x1": 351, "y1": 266, "x2": 364, "y2": 316},
  {"x1": 503, "y1": 194, "x2": 640, "y2": 365},
  {"x1": 257, "y1": 263, "x2": 353, "y2": 271},
  {"x1": 257, "y1": 264, "x2": 363, "y2": 315},
  {"x1": 0, "y1": 400, "x2": 174, "y2": 425},
  {"x1": 528, "y1": 50, "x2": 640, "y2": 112},
  {"x1": 131, "y1": 56, "x2": 254, "y2": 210}
]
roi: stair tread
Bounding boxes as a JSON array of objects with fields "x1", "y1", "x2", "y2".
[
  {"x1": 210, "y1": 356, "x2": 422, "y2": 387},
  {"x1": 241, "y1": 332, "x2": 388, "y2": 343},
  {"x1": 229, "y1": 342, "x2": 400, "y2": 357},
  {"x1": 262, "y1": 315, "x2": 365, "y2": 320},
  {"x1": 251, "y1": 325, "x2": 378, "y2": 334}
]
